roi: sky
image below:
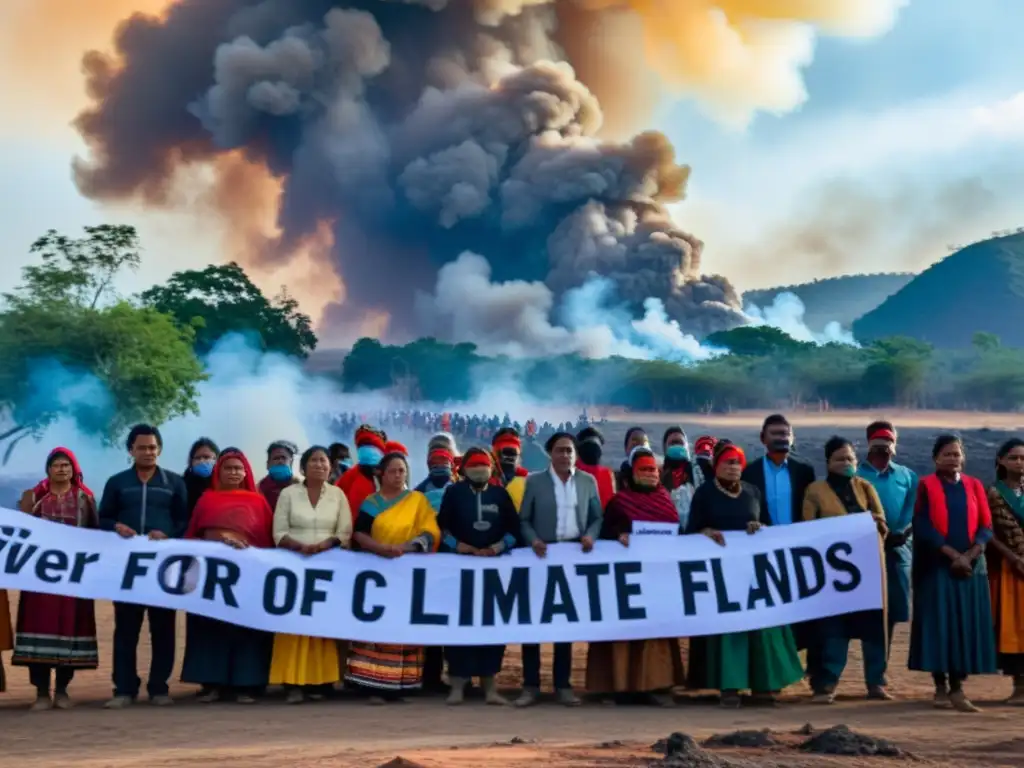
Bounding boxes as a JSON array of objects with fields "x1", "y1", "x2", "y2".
[{"x1": 1, "y1": 0, "x2": 1021, "y2": 315}]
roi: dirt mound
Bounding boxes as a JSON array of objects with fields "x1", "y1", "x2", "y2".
[
  {"x1": 377, "y1": 759, "x2": 428, "y2": 768},
  {"x1": 655, "y1": 733, "x2": 743, "y2": 767},
  {"x1": 799, "y1": 724, "x2": 908, "y2": 757},
  {"x1": 704, "y1": 730, "x2": 782, "y2": 749}
]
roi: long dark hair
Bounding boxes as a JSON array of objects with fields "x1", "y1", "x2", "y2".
[{"x1": 996, "y1": 438, "x2": 1024, "y2": 481}]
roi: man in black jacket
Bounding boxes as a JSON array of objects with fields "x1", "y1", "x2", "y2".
[
  {"x1": 98, "y1": 424, "x2": 188, "y2": 709},
  {"x1": 741, "y1": 414, "x2": 816, "y2": 526}
]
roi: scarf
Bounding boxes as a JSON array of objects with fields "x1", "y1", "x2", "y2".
[
  {"x1": 607, "y1": 484, "x2": 679, "y2": 524},
  {"x1": 661, "y1": 458, "x2": 694, "y2": 490},
  {"x1": 991, "y1": 480, "x2": 1024, "y2": 557},
  {"x1": 187, "y1": 451, "x2": 274, "y2": 549},
  {"x1": 32, "y1": 446, "x2": 94, "y2": 499}
]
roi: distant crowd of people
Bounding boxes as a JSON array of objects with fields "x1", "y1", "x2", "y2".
[{"x1": 1, "y1": 414, "x2": 1023, "y2": 717}]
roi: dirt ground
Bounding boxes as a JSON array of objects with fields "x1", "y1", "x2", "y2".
[
  {"x1": 3, "y1": 410, "x2": 1024, "y2": 766},
  {"x1": 2, "y1": 599, "x2": 1022, "y2": 767}
]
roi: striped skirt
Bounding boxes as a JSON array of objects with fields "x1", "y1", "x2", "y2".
[
  {"x1": 345, "y1": 642, "x2": 424, "y2": 692},
  {"x1": 13, "y1": 592, "x2": 98, "y2": 669}
]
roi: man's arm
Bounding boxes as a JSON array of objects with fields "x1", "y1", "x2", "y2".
[
  {"x1": 97, "y1": 475, "x2": 119, "y2": 532},
  {"x1": 582, "y1": 480, "x2": 603, "y2": 540},
  {"x1": 169, "y1": 474, "x2": 190, "y2": 538},
  {"x1": 519, "y1": 476, "x2": 539, "y2": 545}
]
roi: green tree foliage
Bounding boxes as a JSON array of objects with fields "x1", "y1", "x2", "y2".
[
  {"x1": 0, "y1": 226, "x2": 205, "y2": 461},
  {"x1": 333, "y1": 330, "x2": 1024, "y2": 413},
  {"x1": 139, "y1": 262, "x2": 318, "y2": 358}
]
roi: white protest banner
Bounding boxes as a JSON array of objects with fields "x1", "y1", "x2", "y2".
[
  {"x1": 632, "y1": 522, "x2": 680, "y2": 536},
  {"x1": 0, "y1": 508, "x2": 883, "y2": 646}
]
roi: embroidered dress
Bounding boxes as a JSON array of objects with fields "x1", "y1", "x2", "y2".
[
  {"x1": 346, "y1": 491, "x2": 439, "y2": 692},
  {"x1": 13, "y1": 483, "x2": 99, "y2": 671},
  {"x1": 986, "y1": 481, "x2": 1024, "y2": 674}
]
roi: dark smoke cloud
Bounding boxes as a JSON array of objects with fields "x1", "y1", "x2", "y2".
[{"x1": 72, "y1": 0, "x2": 747, "y2": 338}]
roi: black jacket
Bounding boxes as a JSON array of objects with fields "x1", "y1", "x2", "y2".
[
  {"x1": 741, "y1": 455, "x2": 816, "y2": 525},
  {"x1": 98, "y1": 466, "x2": 189, "y2": 538}
]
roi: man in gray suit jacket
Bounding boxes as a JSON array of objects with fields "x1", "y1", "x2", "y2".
[{"x1": 515, "y1": 431, "x2": 603, "y2": 708}]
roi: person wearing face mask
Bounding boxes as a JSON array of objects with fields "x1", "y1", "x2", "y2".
[
  {"x1": 660, "y1": 426, "x2": 703, "y2": 533},
  {"x1": 693, "y1": 436, "x2": 717, "y2": 480},
  {"x1": 336, "y1": 425, "x2": 387, "y2": 524},
  {"x1": 327, "y1": 442, "x2": 352, "y2": 484},
  {"x1": 909, "y1": 434, "x2": 997, "y2": 713},
  {"x1": 184, "y1": 437, "x2": 219, "y2": 517},
  {"x1": 490, "y1": 428, "x2": 528, "y2": 511},
  {"x1": 437, "y1": 448, "x2": 521, "y2": 705},
  {"x1": 742, "y1": 414, "x2": 815, "y2": 527},
  {"x1": 585, "y1": 447, "x2": 685, "y2": 706},
  {"x1": 801, "y1": 437, "x2": 889, "y2": 703},
  {"x1": 856, "y1": 421, "x2": 917, "y2": 684},
  {"x1": 258, "y1": 440, "x2": 300, "y2": 512},
  {"x1": 575, "y1": 427, "x2": 615, "y2": 510},
  {"x1": 686, "y1": 441, "x2": 801, "y2": 708},
  {"x1": 616, "y1": 427, "x2": 650, "y2": 489}
]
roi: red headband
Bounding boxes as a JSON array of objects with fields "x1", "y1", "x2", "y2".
[
  {"x1": 714, "y1": 445, "x2": 747, "y2": 469},
  {"x1": 493, "y1": 434, "x2": 521, "y2": 452},
  {"x1": 384, "y1": 440, "x2": 408, "y2": 456},
  {"x1": 869, "y1": 428, "x2": 896, "y2": 442},
  {"x1": 633, "y1": 455, "x2": 659, "y2": 472},
  {"x1": 356, "y1": 431, "x2": 386, "y2": 452},
  {"x1": 695, "y1": 436, "x2": 717, "y2": 453},
  {"x1": 428, "y1": 448, "x2": 454, "y2": 466},
  {"x1": 463, "y1": 452, "x2": 493, "y2": 469}
]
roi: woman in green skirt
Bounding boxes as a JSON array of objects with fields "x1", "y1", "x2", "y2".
[{"x1": 685, "y1": 440, "x2": 804, "y2": 707}]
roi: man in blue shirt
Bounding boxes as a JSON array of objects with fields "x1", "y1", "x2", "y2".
[
  {"x1": 856, "y1": 420, "x2": 917, "y2": 699},
  {"x1": 742, "y1": 414, "x2": 815, "y2": 526}
]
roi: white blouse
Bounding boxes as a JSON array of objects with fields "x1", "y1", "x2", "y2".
[{"x1": 273, "y1": 482, "x2": 352, "y2": 548}]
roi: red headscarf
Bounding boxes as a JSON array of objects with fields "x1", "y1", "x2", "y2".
[
  {"x1": 714, "y1": 444, "x2": 747, "y2": 470},
  {"x1": 33, "y1": 447, "x2": 93, "y2": 499},
  {"x1": 186, "y1": 450, "x2": 273, "y2": 548}
]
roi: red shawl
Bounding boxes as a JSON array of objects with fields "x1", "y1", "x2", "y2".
[
  {"x1": 186, "y1": 451, "x2": 274, "y2": 548},
  {"x1": 605, "y1": 485, "x2": 679, "y2": 531},
  {"x1": 32, "y1": 446, "x2": 94, "y2": 499},
  {"x1": 337, "y1": 464, "x2": 377, "y2": 524}
]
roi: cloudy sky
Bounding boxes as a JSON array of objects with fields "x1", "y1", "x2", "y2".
[{"x1": 1, "y1": 0, "x2": 1021, "y2": 309}]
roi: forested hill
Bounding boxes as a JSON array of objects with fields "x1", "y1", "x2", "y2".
[
  {"x1": 853, "y1": 232, "x2": 1024, "y2": 348},
  {"x1": 743, "y1": 273, "x2": 914, "y2": 330}
]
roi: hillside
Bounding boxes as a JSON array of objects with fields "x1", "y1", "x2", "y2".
[
  {"x1": 853, "y1": 232, "x2": 1024, "y2": 348},
  {"x1": 743, "y1": 273, "x2": 914, "y2": 330}
]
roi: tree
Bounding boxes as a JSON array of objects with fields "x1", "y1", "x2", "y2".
[
  {"x1": 139, "y1": 262, "x2": 318, "y2": 358},
  {"x1": 6, "y1": 225, "x2": 141, "y2": 309},
  {"x1": 972, "y1": 331, "x2": 1000, "y2": 353},
  {"x1": 0, "y1": 226, "x2": 205, "y2": 462},
  {"x1": 705, "y1": 326, "x2": 809, "y2": 357}
]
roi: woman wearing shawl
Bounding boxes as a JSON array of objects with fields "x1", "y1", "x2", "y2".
[
  {"x1": 181, "y1": 448, "x2": 274, "y2": 704},
  {"x1": 337, "y1": 425, "x2": 387, "y2": 524},
  {"x1": 437, "y1": 448, "x2": 521, "y2": 705},
  {"x1": 576, "y1": 426, "x2": 616, "y2": 510},
  {"x1": 183, "y1": 437, "x2": 219, "y2": 516},
  {"x1": 660, "y1": 426, "x2": 703, "y2": 533},
  {"x1": 801, "y1": 437, "x2": 889, "y2": 703},
  {"x1": 346, "y1": 450, "x2": 441, "y2": 704},
  {"x1": 909, "y1": 434, "x2": 997, "y2": 713},
  {"x1": 986, "y1": 438, "x2": 1024, "y2": 704},
  {"x1": 13, "y1": 447, "x2": 99, "y2": 710},
  {"x1": 585, "y1": 447, "x2": 685, "y2": 705},
  {"x1": 686, "y1": 441, "x2": 802, "y2": 707},
  {"x1": 269, "y1": 446, "x2": 352, "y2": 704}
]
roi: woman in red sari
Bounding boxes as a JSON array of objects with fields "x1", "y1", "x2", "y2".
[
  {"x1": 585, "y1": 446, "x2": 685, "y2": 705},
  {"x1": 182, "y1": 448, "x2": 275, "y2": 704},
  {"x1": 13, "y1": 447, "x2": 99, "y2": 710}
]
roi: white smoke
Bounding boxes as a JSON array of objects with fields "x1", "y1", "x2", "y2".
[
  {"x1": 414, "y1": 251, "x2": 719, "y2": 361},
  {"x1": 744, "y1": 291, "x2": 857, "y2": 345}
]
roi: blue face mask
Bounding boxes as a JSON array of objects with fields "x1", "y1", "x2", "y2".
[
  {"x1": 429, "y1": 465, "x2": 452, "y2": 479},
  {"x1": 666, "y1": 445, "x2": 689, "y2": 461},
  {"x1": 268, "y1": 464, "x2": 293, "y2": 482},
  {"x1": 192, "y1": 460, "x2": 214, "y2": 478},
  {"x1": 842, "y1": 464, "x2": 857, "y2": 478},
  {"x1": 357, "y1": 445, "x2": 384, "y2": 467}
]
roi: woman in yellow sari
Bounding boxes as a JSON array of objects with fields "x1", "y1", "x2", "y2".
[{"x1": 346, "y1": 450, "x2": 440, "y2": 704}]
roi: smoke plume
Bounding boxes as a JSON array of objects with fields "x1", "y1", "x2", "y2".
[{"x1": 70, "y1": 0, "x2": 904, "y2": 343}]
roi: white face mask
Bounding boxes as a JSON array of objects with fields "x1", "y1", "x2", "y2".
[{"x1": 464, "y1": 468, "x2": 491, "y2": 485}]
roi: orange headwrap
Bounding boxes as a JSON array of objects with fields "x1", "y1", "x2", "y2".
[
  {"x1": 714, "y1": 444, "x2": 747, "y2": 469},
  {"x1": 633, "y1": 454, "x2": 659, "y2": 472},
  {"x1": 462, "y1": 451, "x2": 493, "y2": 469},
  {"x1": 355, "y1": 427, "x2": 386, "y2": 452},
  {"x1": 492, "y1": 433, "x2": 521, "y2": 452},
  {"x1": 384, "y1": 440, "x2": 408, "y2": 456}
]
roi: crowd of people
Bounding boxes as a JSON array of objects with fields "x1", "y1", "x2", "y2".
[{"x1": 1, "y1": 414, "x2": 1023, "y2": 717}]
